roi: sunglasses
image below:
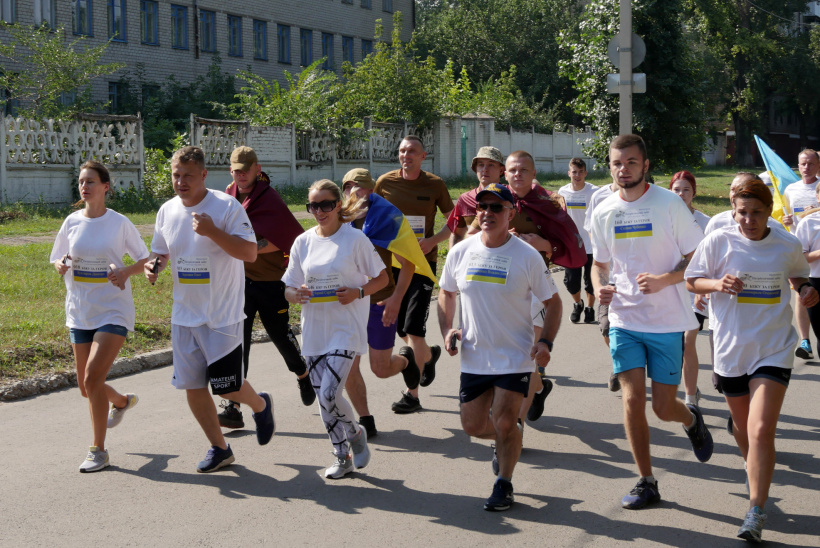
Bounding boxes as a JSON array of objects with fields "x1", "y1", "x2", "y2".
[
  {"x1": 306, "y1": 200, "x2": 338, "y2": 213},
  {"x1": 476, "y1": 202, "x2": 512, "y2": 213}
]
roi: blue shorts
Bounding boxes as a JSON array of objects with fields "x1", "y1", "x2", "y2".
[
  {"x1": 610, "y1": 327, "x2": 683, "y2": 385},
  {"x1": 69, "y1": 324, "x2": 128, "y2": 344},
  {"x1": 367, "y1": 302, "x2": 398, "y2": 351}
]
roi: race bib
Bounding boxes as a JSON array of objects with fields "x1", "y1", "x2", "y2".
[
  {"x1": 307, "y1": 273, "x2": 341, "y2": 303},
  {"x1": 406, "y1": 215, "x2": 426, "y2": 238},
  {"x1": 737, "y1": 271, "x2": 783, "y2": 305},
  {"x1": 73, "y1": 256, "x2": 108, "y2": 284},
  {"x1": 177, "y1": 256, "x2": 211, "y2": 285},
  {"x1": 465, "y1": 252, "x2": 511, "y2": 285},
  {"x1": 614, "y1": 208, "x2": 653, "y2": 239}
]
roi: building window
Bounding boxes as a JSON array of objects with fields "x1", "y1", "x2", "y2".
[
  {"x1": 59, "y1": 90, "x2": 77, "y2": 108},
  {"x1": 171, "y1": 5, "x2": 187, "y2": 49},
  {"x1": 141, "y1": 83, "x2": 159, "y2": 108},
  {"x1": 382, "y1": 0, "x2": 392, "y2": 13},
  {"x1": 300, "y1": 28, "x2": 312, "y2": 66},
  {"x1": 140, "y1": 0, "x2": 158, "y2": 45},
  {"x1": 342, "y1": 36, "x2": 354, "y2": 65},
  {"x1": 3, "y1": 87, "x2": 19, "y2": 116},
  {"x1": 108, "y1": 81, "x2": 127, "y2": 114},
  {"x1": 108, "y1": 0, "x2": 126, "y2": 41},
  {"x1": 277, "y1": 24, "x2": 290, "y2": 64},
  {"x1": 33, "y1": 0, "x2": 54, "y2": 28},
  {"x1": 341, "y1": 0, "x2": 352, "y2": 3},
  {"x1": 253, "y1": 20, "x2": 267, "y2": 60},
  {"x1": 228, "y1": 15, "x2": 242, "y2": 57},
  {"x1": 322, "y1": 32, "x2": 334, "y2": 70},
  {"x1": 1, "y1": 0, "x2": 16, "y2": 23},
  {"x1": 73, "y1": 0, "x2": 93, "y2": 36},
  {"x1": 362, "y1": 39, "x2": 372, "y2": 58},
  {"x1": 200, "y1": 10, "x2": 216, "y2": 52},
  {"x1": 361, "y1": 0, "x2": 371, "y2": 8}
]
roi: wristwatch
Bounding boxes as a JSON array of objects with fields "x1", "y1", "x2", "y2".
[
  {"x1": 359, "y1": 287, "x2": 365, "y2": 299},
  {"x1": 538, "y1": 338, "x2": 554, "y2": 351}
]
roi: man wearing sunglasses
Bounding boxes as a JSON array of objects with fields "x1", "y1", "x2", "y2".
[
  {"x1": 219, "y1": 146, "x2": 313, "y2": 431},
  {"x1": 438, "y1": 183, "x2": 561, "y2": 511},
  {"x1": 374, "y1": 135, "x2": 455, "y2": 413}
]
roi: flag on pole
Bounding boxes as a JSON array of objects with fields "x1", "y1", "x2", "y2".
[{"x1": 753, "y1": 134, "x2": 800, "y2": 227}]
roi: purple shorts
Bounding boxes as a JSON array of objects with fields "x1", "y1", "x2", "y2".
[{"x1": 367, "y1": 302, "x2": 398, "y2": 350}]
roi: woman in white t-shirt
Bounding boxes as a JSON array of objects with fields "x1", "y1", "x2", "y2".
[
  {"x1": 50, "y1": 161, "x2": 149, "y2": 473},
  {"x1": 283, "y1": 179, "x2": 388, "y2": 479},
  {"x1": 670, "y1": 170, "x2": 710, "y2": 408},
  {"x1": 685, "y1": 179, "x2": 818, "y2": 542},
  {"x1": 794, "y1": 183, "x2": 820, "y2": 355}
]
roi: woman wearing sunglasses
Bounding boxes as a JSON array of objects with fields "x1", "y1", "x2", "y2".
[
  {"x1": 283, "y1": 179, "x2": 388, "y2": 478},
  {"x1": 685, "y1": 178, "x2": 818, "y2": 542}
]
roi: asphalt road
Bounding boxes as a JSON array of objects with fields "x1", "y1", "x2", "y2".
[{"x1": 2, "y1": 282, "x2": 819, "y2": 547}]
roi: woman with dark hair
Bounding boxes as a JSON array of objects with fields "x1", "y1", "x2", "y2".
[
  {"x1": 686, "y1": 179, "x2": 818, "y2": 542},
  {"x1": 283, "y1": 179, "x2": 388, "y2": 478},
  {"x1": 50, "y1": 161, "x2": 149, "y2": 472},
  {"x1": 669, "y1": 170, "x2": 710, "y2": 408}
]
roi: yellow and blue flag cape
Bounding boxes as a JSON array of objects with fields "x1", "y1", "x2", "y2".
[
  {"x1": 754, "y1": 134, "x2": 800, "y2": 227},
  {"x1": 362, "y1": 194, "x2": 437, "y2": 283}
]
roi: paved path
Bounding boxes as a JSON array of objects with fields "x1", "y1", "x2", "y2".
[{"x1": 3, "y1": 283, "x2": 820, "y2": 546}]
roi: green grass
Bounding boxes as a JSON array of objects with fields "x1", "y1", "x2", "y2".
[{"x1": 0, "y1": 166, "x2": 745, "y2": 381}]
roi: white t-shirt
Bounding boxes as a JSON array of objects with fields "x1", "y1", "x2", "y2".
[
  {"x1": 692, "y1": 210, "x2": 710, "y2": 232},
  {"x1": 558, "y1": 182, "x2": 598, "y2": 250},
  {"x1": 794, "y1": 211, "x2": 820, "y2": 278},
  {"x1": 685, "y1": 225, "x2": 809, "y2": 376},
  {"x1": 704, "y1": 209, "x2": 783, "y2": 236},
  {"x1": 589, "y1": 184, "x2": 703, "y2": 333},
  {"x1": 151, "y1": 190, "x2": 256, "y2": 328},
  {"x1": 282, "y1": 223, "x2": 386, "y2": 356},
  {"x1": 583, "y1": 184, "x2": 616, "y2": 234},
  {"x1": 50, "y1": 209, "x2": 149, "y2": 331},
  {"x1": 783, "y1": 180, "x2": 819, "y2": 232},
  {"x1": 440, "y1": 234, "x2": 556, "y2": 375}
]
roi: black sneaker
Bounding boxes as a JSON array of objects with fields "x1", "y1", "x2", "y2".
[
  {"x1": 391, "y1": 391, "x2": 422, "y2": 414},
  {"x1": 570, "y1": 301, "x2": 583, "y2": 323},
  {"x1": 526, "y1": 376, "x2": 553, "y2": 422},
  {"x1": 359, "y1": 415, "x2": 378, "y2": 438},
  {"x1": 583, "y1": 306, "x2": 595, "y2": 323},
  {"x1": 484, "y1": 479, "x2": 514, "y2": 511},
  {"x1": 398, "y1": 346, "x2": 420, "y2": 390},
  {"x1": 217, "y1": 400, "x2": 244, "y2": 429},
  {"x1": 419, "y1": 345, "x2": 441, "y2": 387},
  {"x1": 684, "y1": 403, "x2": 713, "y2": 463},
  {"x1": 252, "y1": 392, "x2": 275, "y2": 445},
  {"x1": 197, "y1": 444, "x2": 235, "y2": 473},
  {"x1": 621, "y1": 478, "x2": 660, "y2": 509},
  {"x1": 608, "y1": 373, "x2": 621, "y2": 392},
  {"x1": 297, "y1": 375, "x2": 315, "y2": 406}
]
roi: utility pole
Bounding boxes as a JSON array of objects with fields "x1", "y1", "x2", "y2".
[{"x1": 619, "y1": 0, "x2": 632, "y2": 135}]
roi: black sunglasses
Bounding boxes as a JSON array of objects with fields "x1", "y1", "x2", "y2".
[
  {"x1": 306, "y1": 200, "x2": 338, "y2": 213},
  {"x1": 476, "y1": 202, "x2": 512, "y2": 213}
]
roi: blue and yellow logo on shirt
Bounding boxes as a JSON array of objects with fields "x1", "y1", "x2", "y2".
[
  {"x1": 566, "y1": 202, "x2": 586, "y2": 210},
  {"x1": 465, "y1": 267, "x2": 507, "y2": 284},
  {"x1": 737, "y1": 289, "x2": 780, "y2": 305},
  {"x1": 73, "y1": 270, "x2": 107, "y2": 283},
  {"x1": 309, "y1": 289, "x2": 339, "y2": 303},
  {"x1": 179, "y1": 272, "x2": 210, "y2": 285},
  {"x1": 614, "y1": 223, "x2": 653, "y2": 239}
]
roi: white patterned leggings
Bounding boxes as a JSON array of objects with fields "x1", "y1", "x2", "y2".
[{"x1": 306, "y1": 350, "x2": 359, "y2": 458}]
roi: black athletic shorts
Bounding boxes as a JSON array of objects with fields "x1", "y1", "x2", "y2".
[
  {"x1": 459, "y1": 372, "x2": 532, "y2": 403},
  {"x1": 714, "y1": 366, "x2": 791, "y2": 397},
  {"x1": 392, "y1": 262, "x2": 436, "y2": 338}
]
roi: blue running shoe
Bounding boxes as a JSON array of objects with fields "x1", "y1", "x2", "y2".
[
  {"x1": 737, "y1": 506, "x2": 767, "y2": 543},
  {"x1": 684, "y1": 403, "x2": 713, "y2": 462},
  {"x1": 253, "y1": 392, "x2": 275, "y2": 445},
  {"x1": 484, "y1": 479, "x2": 514, "y2": 511},
  {"x1": 621, "y1": 478, "x2": 660, "y2": 509},
  {"x1": 795, "y1": 339, "x2": 813, "y2": 360},
  {"x1": 197, "y1": 445, "x2": 235, "y2": 473}
]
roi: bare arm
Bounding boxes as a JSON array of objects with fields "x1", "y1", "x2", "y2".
[
  {"x1": 592, "y1": 260, "x2": 617, "y2": 305},
  {"x1": 531, "y1": 292, "x2": 562, "y2": 368},
  {"x1": 378, "y1": 254, "x2": 414, "y2": 326},
  {"x1": 191, "y1": 212, "x2": 257, "y2": 262},
  {"x1": 256, "y1": 238, "x2": 280, "y2": 255},
  {"x1": 419, "y1": 213, "x2": 454, "y2": 255},
  {"x1": 336, "y1": 269, "x2": 389, "y2": 305},
  {"x1": 636, "y1": 251, "x2": 694, "y2": 294},
  {"x1": 437, "y1": 288, "x2": 460, "y2": 356}
]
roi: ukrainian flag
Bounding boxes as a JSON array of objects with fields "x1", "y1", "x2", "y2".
[
  {"x1": 74, "y1": 270, "x2": 108, "y2": 283},
  {"x1": 178, "y1": 272, "x2": 210, "y2": 285},
  {"x1": 309, "y1": 289, "x2": 339, "y2": 303},
  {"x1": 737, "y1": 288, "x2": 780, "y2": 305},
  {"x1": 362, "y1": 194, "x2": 437, "y2": 283},
  {"x1": 465, "y1": 267, "x2": 507, "y2": 284},
  {"x1": 566, "y1": 202, "x2": 586, "y2": 210},
  {"x1": 614, "y1": 223, "x2": 653, "y2": 239},
  {"x1": 754, "y1": 135, "x2": 800, "y2": 227}
]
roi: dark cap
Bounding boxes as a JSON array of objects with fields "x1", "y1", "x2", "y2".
[
  {"x1": 230, "y1": 146, "x2": 258, "y2": 171},
  {"x1": 476, "y1": 183, "x2": 515, "y2": 205}
]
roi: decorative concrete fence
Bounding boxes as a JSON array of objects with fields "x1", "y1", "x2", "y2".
[{"x1": 0, "y1": 114, "x2": 144, "y2": 204}]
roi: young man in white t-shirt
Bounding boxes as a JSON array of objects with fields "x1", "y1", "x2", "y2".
[
  {"x1": 589, "y1": 134, "x2": 713, "y2": 510},
  {"x1": 145, "y1": 146, "x2": 275, "y2": 473},
  {"x1": 781, "y1": 150, "x2": 820, "y2": 360},
  {"x1": 438, "y1": 183, "x2": 561, "y2": 512},
  {"x1": 558, "y1": 158, "x2": 598, "y2": 323}
]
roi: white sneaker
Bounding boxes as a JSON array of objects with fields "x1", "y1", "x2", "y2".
[
  {"x1": 79, "y1": 446, "x2": 110, "y2": 473},
  {"x1": 685, "y1": 388, "x2": 701, "y2": 408},
  {"x1": 349, "y1": 427, "x2": 371, "y2": 469},
  {"x1": 324, "y1": 454, "x2": 354, "y2": 479},
  {"x1": 107, "y1": 393, "x2": 139, "y2": 428}
]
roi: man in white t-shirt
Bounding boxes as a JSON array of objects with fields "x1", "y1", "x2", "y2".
[
  {"x1": 781, "y1": 150, "x2": 820, "y2": 361},
  {"x1": 438, "y1": 183, "x2": 561, "y2": 512},
  {"x1": 589, "y1": 134, "x2": 713, "y2": 510},
  {"x1": 145, "y1": 146, "x2": 275, "y2": 473},
  {"x1": 558, "y1": 158, "x2": 598, "y2": 324}
]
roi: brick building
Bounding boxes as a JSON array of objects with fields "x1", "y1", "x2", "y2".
[{"x1": 1, "y1": 0, "x2": 414, "y2": 112}]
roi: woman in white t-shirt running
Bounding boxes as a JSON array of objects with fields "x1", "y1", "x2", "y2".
[
  {"x1": 685, "y1": 179, "x2": 818, "y2": 542},
  {"x1": 50, "y1": 161, "x2": 149, "y2": 473},
  {"x1": 670, "y1": 170, "x2": 710, "y2": 408},
  {"x1": 283, "y1": 180, "x2": 388, "y2": 479}
]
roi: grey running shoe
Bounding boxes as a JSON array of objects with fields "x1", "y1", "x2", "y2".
[
  {"x1": 484, "y1": 479, "x2": 514, "y2": 511},
  {"x1": 107, "y1": 393, "x2": 139, "y2": 428},
  {"x1": 79, "y1": 446, "x2": 109, "y2": 473},
  {"x1": 391, "y1": 391, "x2": 422, "y2": 414},
  {"x1": 197, "y1": 445, "x2": 235, "y2": 473},
  {"x1": 349, "y1": 427, "x2": 371, "y2": 469},
  {"x1": 217, "y1": 400, "x2": 244, "y2": 429},
  {"x1": 737, "y1": 506, "x2": 766, "y2": 543},
  {"x1": 325, "y1": 454, "x2": 354, "y2": 479}
]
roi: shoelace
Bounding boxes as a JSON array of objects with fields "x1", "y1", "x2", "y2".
[{"x1": 744, "y1": 510, "x2": 765, "y2": 529}]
